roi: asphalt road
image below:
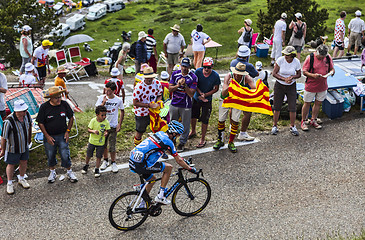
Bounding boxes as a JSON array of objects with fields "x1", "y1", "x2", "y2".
[{"x1": 1, "y1": 112, "x2": 365, "y2": 239}]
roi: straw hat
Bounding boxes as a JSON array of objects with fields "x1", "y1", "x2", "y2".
[
  {"x1": 170, "y1": 24, "x2": 180, "y2": 32},
  {"x1": 43, "y1": 86, "x2": 66, "y2": 98},
  {"x1": 57, "y1": 66, "x2": 69, "y2": 74},
  {"x1": 230, "y1": 62, "x2": 249, "y2": 76},
  {"x1": 142, "y1": 67, "x2": 158, "y2": 78}
]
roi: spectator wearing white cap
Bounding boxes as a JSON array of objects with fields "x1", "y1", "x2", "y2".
[
  {"x1": 19, "y1": 63, "x2": 38, "y2": 87},
  {"x1": 104, "y1": 67, "x2": 125, "y2": 102},
  {"x1": 0, "y1": 73, "x2": 8, "y2": 118},
  {"x1": 230, "y1": 45, "x2": 258, "y2": 78},
  {"x1": 135, "y1": 31, "x2": 148, "y2": 74},
  {"x1": 19, "y1": 25, "x2": 33, "y2": 75},
  {"x1": 254, "y1": 61, "x2": 270, "y2": 88},
  {"x1": 191, "y1": 24, "x2": 211, "y2": 69},
  {"x1": 333, "y1": 11, "x2": 347, "y2": 58},
  {"x1": 271, "y1": 13, "x2": 287, "y2": 66},
  {"x1": 288, "y1": 12, "x2": 306, "y2": 60},
  {"x1": 1, "y1": 99, "x2": 32, "y2": 194},
  {"x1": 163, "y1": 24, "x2": 186, "y2": 76},
  {"x1": 347, "y1": 10, "x2": 365, "y2": 56},
  {"x1": 237, "y1": 19, "x2": 253, "y2": 49}
]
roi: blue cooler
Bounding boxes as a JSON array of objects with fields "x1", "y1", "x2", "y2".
[
  {"x1": 256, "y1": 43, "x2": 269, "y2": 58},
  {"x1": 322, "y1": 90, "x2": 344, "y2": 119}
]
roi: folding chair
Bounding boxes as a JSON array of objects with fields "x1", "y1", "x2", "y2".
[
  {"x1": 264, "y1": 34, "x2": 273, "y2": 46},
  {"x1": 55, "y1": 49, "x2": 78, "y2": 82},
  {"x1": 251, "y1": 33, "x2": 260, "y2": 53},
  {"x1": 68, "y1": 46, "x2": 90, "y2": 80},
  {"x1": 157, "y1": 51, "x2": 167, "y2": 70}
]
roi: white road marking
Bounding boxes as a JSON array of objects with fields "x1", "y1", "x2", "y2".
[{"x1": 100, "y1": 138, "x2": 260, "y2": 173}]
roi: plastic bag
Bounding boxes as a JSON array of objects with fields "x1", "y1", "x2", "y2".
[
  {"x1": 338, "y1": 89, "x2": 351, "y2": 112},
  {"x1": 353, "y1": 82, "x2": 365, "y2": 96}
]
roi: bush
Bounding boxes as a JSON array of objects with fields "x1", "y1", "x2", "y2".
[
  {"x1": 116, "y1": 14, "x2": 136, "y2": 21},
  {"x1": 158, "y1": 10, "x2": 170, "y2": 16},
  {"x1": 224, "y1": 2, "x2": 237, "y2": 10},
  {"x1": 136, "y1": 7, "x2": 151, "y2": 13},
  {"x1": 342, "y1": 6, "x2": 362, "y2": 14},
  {"x1": 235, "y1": 0, "x2": 251, "y2": 3},
  {"x1": 217, "y1": 8, "x2": 230, "y2": 13},
  {"x1": 205, "y1": 15, "x2": 228, "y2": 22},
  {"x1": 188, "y1": 2, "x2": 200, "y2": 10},
  {"x1": 175, "y1": 11, "x2": 191, "y2": 19},
  {"x1": 154, "y1": 14, "x2": 173, "y2": 22},
  {"x1": 199, "y1": 0, "x2": 229, "y2": 3},
  {"x1": 237, "y1": 8, "x2": 254, "y2": 15},
  {"x1": 100, "y1": 21, "x2": 109, "y2": 26}
]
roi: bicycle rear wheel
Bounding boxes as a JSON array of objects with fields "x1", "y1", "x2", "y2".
[
  {"x1": 171, "y1": 178, "x2": 211, "y2": 216},
  {"x1": 109, "y1": 191, "x2": 149, "y2": 231}
]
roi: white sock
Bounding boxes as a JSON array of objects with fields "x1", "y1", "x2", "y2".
[
  {"x1": 18, "y1": 175, "x2": 24, "y2": 180},
  {"x1": 67, "y1": 169, "x2": 72, "y2": 174},
  {"x1": 51, "y1": 169, "x2": 56, "y2": 174},
  {"x1": 7, "y1": 180, "x2": 12, "y2": 185},
  {"x1": 241, "y1": 131, "x2": 247, "y2": 135}
]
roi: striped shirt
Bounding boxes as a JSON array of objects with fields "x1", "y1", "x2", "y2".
[
  {"x1": 146, "y1": 35, "x2": 156, "y2": 54},
  {"x1": 2, "y1": 111, "x2": 32, "y2": 153}
]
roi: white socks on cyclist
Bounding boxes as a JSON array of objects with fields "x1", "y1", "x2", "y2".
[{"x1": 158, "y1": 187, "x2": 167, "y2": 198}]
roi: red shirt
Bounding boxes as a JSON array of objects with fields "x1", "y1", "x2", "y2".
[
  {"x1": 303, "y1": 54, "x2": 333, "y2": 93},
  {"x1": 104, "y1": 77, "x2": 124, "y2": 97}
]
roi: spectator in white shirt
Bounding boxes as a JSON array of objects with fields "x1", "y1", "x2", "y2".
[
  {"x1": 271, "y1": 13, "x2": 287, "y2": 66},
  {"x1": 347, "y1": 10, "x2": 365, "y2": 56}
]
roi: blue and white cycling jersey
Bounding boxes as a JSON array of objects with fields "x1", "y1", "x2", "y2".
[{"x1": 129, "y1": 131, "x2": 178, "y2": 168}]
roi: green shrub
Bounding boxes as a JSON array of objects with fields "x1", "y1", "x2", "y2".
[
  {"x1": 235, "y1": 0, "x2": 251, "y2": 3},
  {"x1": 342, "y1": 6, "x2": 362, "y2": 14},
  {"x1": 116, "y1": 14, "x2": 136, "y2": 21},
  {"x1": 199, "y1": 0, "x2": 229, "y2": 3},
  {"x1": 175, "y1": 11, "x2": 191, "y2": 19},
  {"x1": 188, "y1": 2, "x2": 200, "y2": 10},
  {"x1": 136, "y1": 7, "x2": 151, "y2": 13},
  {"x1": 217, "y1": 8, "x2": 230, "y2": 13},
  {"x1": 100, "y1": 21, "x2": 109, "y2": 26},
  {"x1": 154, "y1": 14, "x2": 173, "y2": 22},
  {"x1": 205, "y1": 15, "x2": 228, "y2": 22},
  {"x1": 224, "y1": 2, "x2": 236, "y2": 10},
  {"x1": 158, "y1": 10, "x2": 170, "y2": 16}
]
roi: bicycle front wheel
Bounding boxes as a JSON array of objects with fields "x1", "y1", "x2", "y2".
[
  {"x1": 109, "y1": 191, "x2": 149, "y2": 231},
  {"x1": 171, "y1": 178, "x2": 211, "y2": 216}
]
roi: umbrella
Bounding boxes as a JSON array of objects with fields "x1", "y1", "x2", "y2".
[{"x1": 61, "y1": 34, "x2": 94, "y2": 47}]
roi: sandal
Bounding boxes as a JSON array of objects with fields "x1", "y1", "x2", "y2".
[{"x1": 196, "y1": 142, "x2": 206, "y2": 148}]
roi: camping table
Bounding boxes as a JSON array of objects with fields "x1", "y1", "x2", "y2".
[{"x1": 205, "y1": 40, "x2": 222, "y2": 60}]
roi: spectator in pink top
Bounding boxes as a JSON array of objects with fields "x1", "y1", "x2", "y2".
[{"x1": 301, "y1": 45, "x2": 335, "y2": 131}]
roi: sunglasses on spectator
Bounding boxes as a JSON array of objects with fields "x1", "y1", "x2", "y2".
[{"x1": 203, "y1": 66, "x2": 212, "y2": 69}]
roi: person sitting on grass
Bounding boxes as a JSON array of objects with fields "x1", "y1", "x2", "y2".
[{"x1": 82, "y1": 105, "x2": 110, "y2": 178}]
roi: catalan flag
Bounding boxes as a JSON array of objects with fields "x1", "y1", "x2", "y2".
[
  {"x1": 149, "y1": 100, "x2": 169, "y2": 133},
  {"x1": 222, "y1": 79, "x2": 273, "y2": 116}
]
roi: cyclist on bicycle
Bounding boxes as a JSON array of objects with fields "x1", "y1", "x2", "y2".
[{"x1": 129, "y1": 120, "x2": 197, "y2": 205}]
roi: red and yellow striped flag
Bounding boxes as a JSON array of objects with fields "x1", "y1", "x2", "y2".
[
  {"x1": 149, "y1": 100, "x2": 169, "y2": 133},
  {"x1": 222, "y1": 79, "x2": 273, "y2": 116}
]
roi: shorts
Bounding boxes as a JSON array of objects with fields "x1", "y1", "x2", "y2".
[
  {"x1": 135, "y1": 115, "x2": 150, "y2": 133},
  {"x1": 0, "y1": 110, "x2": 6, "y2": 119},
  {"x1": 104, "y1": 127, "x2": 117, "y2": 152},
  {"x1": 129, "y1": 161, "x2": 165, "y2": 181},
  {"x1": 273, "y1": 81, "x2": 297, "y2": 112},
  {"x1": 218, "y1": 99, "x2": 242, "y2": 123},
  {"x1": 334, "y1": 41, "x2": 344, "y2": 51},
  {"x1": 293, "y1": 45, "x2": 302, "y2": 53},
  {"x1": 86, "y1": 143, "x2": 105, "y2": 158},
  {"x1": 4, "y1": 148, "x2": 29, "y2": 165},
  {"x1": 167, "y1": 53, "x2": 179, "y2": 65},
  {"x1": 349, "y1": 32, "x2": 362, "y2": 48},
  {"x1": 303, "y1": 90, "x2": 327, "y2": 102},
  {"x1": 36, "y1": 66, "x2": 46, "y2": 79},
  {"x1": 192, "y1": 99, "x2": 212, "y2": 124}
]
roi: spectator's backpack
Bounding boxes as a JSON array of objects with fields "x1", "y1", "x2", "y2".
[
  {"x1": 262, "y1": 70, "x2": 269, "y2": 89},
  {"x1": 129, "y1": 41, "x2": 138, "y2": 59},
  {"x1": 243, "y1": 28, "x2": 252, "y2": 42},
  {"x1": 308, "y1": 52, "x2": 331, "y2": 73},
  {"x1": 294, "y1": 23, "x2": 304, "y2": 39}
]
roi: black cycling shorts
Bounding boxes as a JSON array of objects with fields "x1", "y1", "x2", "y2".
[{"x1": 129, "y1": 160, "x2": 166, "y2": 181}]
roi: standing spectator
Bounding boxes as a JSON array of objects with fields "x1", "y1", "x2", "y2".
[
  {"x1": 271, "y1": 13, "x2": 287, "y2": 66},
  {"x1": 82, "y1": 105, "x2": 110, "y2": 178},
  {"x1": 213, "y1": 62, "x2": 255, "y2": 153},
  {"x1": 96, "y1": 82, "x2": 124, "y2": 172},
  {"x1": 288, "y1": 13, "x2": 306, "y2": 60},
  {"x1": 133, "y1": 67, "x2": 163, "y2": 146},
  {"x1": 254, "y1": 61, "x2": 270, "y2": 88},
  {"x1": 237, "y1": 19, "x2": 253, "y2": 48},
  {"x1": 54, "y1": 66, "x2": 69, "y2": 97},
  {"x1": 146, "y1": 28, "x2": 158, "y2": 73},
  {"x1": 163, "y1": 24, "x2": 186, "y2": 76},
  {"x1": 301, "y1": 45, "x2": 335, "y2": 131},
  {"x1": 230, "y1": 46, "x2": 258, "y2": 141},
  {"x1": 191, "y1": 24, "x2": 211, "y2": 69},
  {"x1": 333, "y1": 11, "x2": 347, "y2": 58},
  {"x1": 0, "y1": 72, "x2": 8, "y2": 119},
  {"x1": 169, "y1": 58, "x2": 197, "y2": 152},
  {"x1": 347, "y1": 10, "x2": 365, "y2": 56},
  {"x1": 1, "y1": 100, "x2": 32, "y2": 195},
  {"x1": 36, "y1": 86, "x2": 78, "y2": 183},
  {"x1": 135, "y1": 31, "x2": 148, "y2": 74},
  {"x1": 31, "y1": 39, "x2": 52, "y2": 85},
  {"x1": 271, "y1": 46, "x2": 302, "y2": 136},
  {"x1": 104, "y1": 67, "x2": 125, "y2": 102},
  {"x1": 115, "y1": 42, "x2": 130, "y2": 80},
  {"x1": 19, "y1": 63, "x2": 38, "y2": 87},
  {"x1": 19, "y1": 25, "x2": 33, "y2": 75},
  {"x1": 189, "y1": 57, "x2": 220, "y2": 148}
]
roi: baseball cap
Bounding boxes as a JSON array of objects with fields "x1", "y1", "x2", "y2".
[
  {"x1": 255, "y1": 61, "x2": 263, "y2": 70},
  {"x1": 295, "y1": 13, "x2": 302, "y2": 19},
  {"x1": 281, "y1": 13, "x2": 287, "y2": 19},
  {"x1": 355, "y1": 10, "x2": 361, "y2": 16},
  {"x1": 42, "y1": 39, "x2": 53, "y2": 46},
  {"x1": 237, "y1": 45, "x2": 251, "y2": 57},
  {"x1": 14, "y1": 99, "x2": 28, "y2": 112},
  {"x1": 181, "y1": 57, "x2": 191, "y2": 67},
  {"x1": 138, "y1": 31, "x2": 147, "y2": 40},
  {"x1": 22, "y1": 25, "x2": 32, "y2": 31},
  {"x1": 244, "y1": 19, "x2": 252, "y2": 26},
  {"x1": 203, "y1": 57, "x2": 214, "y2": 67}
]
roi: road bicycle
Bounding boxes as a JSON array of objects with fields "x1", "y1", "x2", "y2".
[{"x1": 109, "y1": 158, "x2": 211, "y2": 231}]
